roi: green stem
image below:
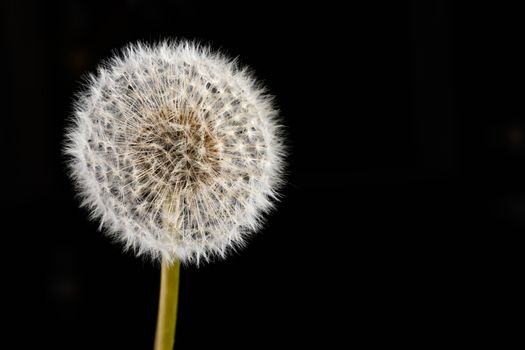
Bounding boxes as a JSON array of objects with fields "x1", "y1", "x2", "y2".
[{"x1": 154, "y1": 258, "x2": 181, "y2": 350}]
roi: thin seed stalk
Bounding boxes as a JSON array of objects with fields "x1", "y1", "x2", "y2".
[{"x1": 153, "y1": 258, "x2": 181, "y2": 350}]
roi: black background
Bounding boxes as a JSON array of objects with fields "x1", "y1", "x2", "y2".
[{"x1": 1, "y1": 1, "x2": 521, "y2": 348}]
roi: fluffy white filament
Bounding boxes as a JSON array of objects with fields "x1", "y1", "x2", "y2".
[{"x1": 65, "y1": 41, "x2": 285, "y2": 265}]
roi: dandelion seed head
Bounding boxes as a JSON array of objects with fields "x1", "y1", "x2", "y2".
[{"x1": 65, "y1": 41, "x2": 286, "y2": 265}]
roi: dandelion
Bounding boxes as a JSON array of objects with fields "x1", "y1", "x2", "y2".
[{"x1": 64, "y1": 40, "x2": 286, "y2": 349}]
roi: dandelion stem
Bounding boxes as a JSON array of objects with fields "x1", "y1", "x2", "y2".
[{"x1": 154, "y1": 258, "x2": 181, "y2": 350}]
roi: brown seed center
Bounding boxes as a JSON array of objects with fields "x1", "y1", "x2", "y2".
[{"x1": 130, "y1": 107, "x2": 220, "y2": 190}]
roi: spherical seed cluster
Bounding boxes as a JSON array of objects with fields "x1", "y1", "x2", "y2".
[{"x1": 65, "y1": 41, "x2": 286, "y2": 264}]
